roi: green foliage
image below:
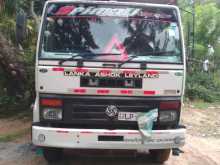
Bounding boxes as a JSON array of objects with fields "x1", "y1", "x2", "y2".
[
  {"x1": 2, "y1": 0, "x2": 31, "y2": 15},
  {"x1": 0, "y1": 95, "x2": 15, "y2": 105},
  {"x1": 194, "y1": 44, "x2": 206, "y2": 59},
  {"x1": 17, "y1": 0, "x2": 31, "y2": 13},
  {"x1": 0, "y1": 1, "x2": 16, "y2": 41},
  {"x1": 180, "y1": 1, "x2": 220, "y2": 55},
  {"x1": 0, "y1": 16, "x2": 16, "y2": 42},
  {"x1": 186, "y1": 72, "x2": 220, "y2": 102},
  {"x1": 0, "y1": 128, "x2": 30, "y2": 142},
  {"x1": 180, "y1": 0, "x2": 220, "y2": 102},
  {"x1": 1, "y1": 0, "x2": 16, "y2": 16},
  {"x1": 0, "y1": 69, "x2": 30, "y2": 110},
  {"x1": 0, "y1": 0, "x2": 37, "y2": 110},
  {"x1": 195, "y1": 3, "x2": 220, "y2": 46}
]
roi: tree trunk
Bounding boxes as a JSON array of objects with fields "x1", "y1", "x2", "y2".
[
  {"x1": 0, "y1": 32, "x2": 27, "y2": 96},
  {"x1": 0, "y1": 0, "x2": 4, "y2": 12}
]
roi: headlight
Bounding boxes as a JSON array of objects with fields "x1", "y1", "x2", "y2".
[
  {"x1": 159, "y1": 110, "x2": 177, "y2": 122},
  {"x1": 42, "y1": 108, "x2": 62, "y2": 120}
]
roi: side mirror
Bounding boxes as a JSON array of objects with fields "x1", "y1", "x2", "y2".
[{"x1": 16, "y1": 10, "x2": 27, "y2": 44}]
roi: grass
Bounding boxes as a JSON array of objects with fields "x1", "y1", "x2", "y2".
[
  {"x1": 0, "y1": 128, "x2": 30, "y2": 142},
  {"x1": 0, "y1": 106, "x2": 31, "y2": 142},
  {"x1": 186, "y1": 100, "x2": 220, "y2": 109},
  {"x1": 191, "y1": 101, "x2": 211, "y2": 109},
  {"x1": 0, "y1": 107, "x2": 31, "y2": 119}
]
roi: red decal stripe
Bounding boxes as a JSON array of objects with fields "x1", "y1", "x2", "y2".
[
  {"x1": 55, "y1": 5, "x2": 75, "y2": 15},
  {"x1": 120, "y1": 90, "x2": 133, "y2": 94},
  {"x1": 123, "y1": 70, "x2": 137, "y2": 74},
  {"x1": 74, "y1": 68, "x2": 88, "y2": 73},
  {"x1": 73, "y1": 88, "x2": 86, "y2": 93},
  {"x1": 52, "y1": 67, "x2": 64, "y2": 71},
  {"x1": 103, "y1": 132, "x2": 117, "y2": 135},
  {"x1": 80, "y1": 131, "x2": 93, "y2": 134},
  {"x1": 127, "y1": 132, "x2": 140, "y2": 135},
  {"x1": 97, "y1": 89, "x2": 110, "y2": 94},
  {"x1": 146, "y1": 70, "x2": 159, "y2": 75},
  {"x1": 144, "y1": 91, "x2": 156, "y2": 95}
]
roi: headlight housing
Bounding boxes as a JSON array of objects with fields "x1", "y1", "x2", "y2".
[
  {"x1": 159, "y1": 110, "x2": 177, "y2": 122},
  {"x1": 42, "y1": 108, "x2": 62, "y2": 120}
]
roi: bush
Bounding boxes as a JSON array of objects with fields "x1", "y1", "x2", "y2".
[
  {"x1": 0, "y1": 1, "x2": 37, "y2": 108},
  {"x1": 186, "y1": 72, "x2": 220, "y2": 102}
]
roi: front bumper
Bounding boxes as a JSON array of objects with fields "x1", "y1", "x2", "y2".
[{"x1": 32, "y1": 126, "x2": 186, "y2": 150}]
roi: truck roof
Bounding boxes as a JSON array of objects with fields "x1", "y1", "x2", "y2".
[
  {"x1": 47, "y1": 0, "x2": 177, "y2": 5},
  {"x1": 46, "y1": 0, "x2": 178, "y2": 9}
]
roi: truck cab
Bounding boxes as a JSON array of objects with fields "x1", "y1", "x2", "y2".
[{"x1": 32, "y1": 0, "x2": 186, "y2": 163}]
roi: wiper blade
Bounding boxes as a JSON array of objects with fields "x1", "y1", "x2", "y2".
[
  {"x1": 59, "y1": 54, "x2": 83, "y2": 65},
  {"x1": 87, "y1": 53, "x2": 121, "y2": 57},
  {"x1": 59, "y1": 53, "x2": 121, "y2": 65},
  {"x1": 117, "y1": 51, "x2": 175, "y2": 68},
  {"x1": 118, "y1": 55, "x2": 139, "y2": 68},
  {"x1": 100, "y1": 53, "x2": 121, "y2": 55},
  {"x1": 149, "y1": 51, "x2": 175, "y2": 55}
]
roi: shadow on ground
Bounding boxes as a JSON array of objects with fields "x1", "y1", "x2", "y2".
[{"x1": 49, "y1": 149, "x2": 161, "y2": 165}]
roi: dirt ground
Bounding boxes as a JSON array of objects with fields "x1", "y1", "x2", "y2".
[{"x1": 0, "y1": 103, "x2": 220, "y2": 165}]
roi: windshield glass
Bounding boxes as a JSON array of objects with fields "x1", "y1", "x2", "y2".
[{"x1": 40, "y1": 3, "x2": 182, "y2": 63}]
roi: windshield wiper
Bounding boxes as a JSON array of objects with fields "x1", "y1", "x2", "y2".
[
  {"x1": 118, "y1": 51, "x2": 175, "y2": 68},
  {"x1": 59, "y1": 54, "x2": 84, "y2": 65},
  {"x1": 117, "y1": 55, "x2": 139, "y2": 68},
  {"x1": 59, "y1": 53, "x2": 121, "y2": 65},
  {"x1": 85, "y1": 53, "x2": 121, "y2": 57},
  {"x1": 59, "y1": 52, "x2": 121, "y2": 65}
]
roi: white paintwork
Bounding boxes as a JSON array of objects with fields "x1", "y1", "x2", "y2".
[
  {"x1": 33, "y1": 0, "x2": 186, "y2": 150},
  {"x1": 33, "y1": 94, "x2": 40, "y2": 122},
  {"x1": 35, "y1": 0, "x2": 186, "y2": 97},
  {"x1": 32, "y1": 126, "x2": 185, "y2": 149},
  {"x1": 44, "y1": 0, "x2": 179, "y2": 10},
  {"x1": 36, "y1": 66, "x2": 183, "y2": 96},
  {"x1": 38, "y1": 60, "x2": 184, "y2": 69}
]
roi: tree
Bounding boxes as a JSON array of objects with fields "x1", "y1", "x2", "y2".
[
  {"x1": 0, "y1": 32, "x2": 27, "y2": 96},
  {"x1": 0, "y1": 0, "x2": 36, "y2": 99},
  {"x1": 195, "y1": 3, "x2": 220, "y2": 46},
  {"x1": 180, "y1": 0, "x2": 220, "y2": 101}
]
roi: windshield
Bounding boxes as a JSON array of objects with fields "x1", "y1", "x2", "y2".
[{"x1": 40, "y1": 3, "x2": 182, "y2": 63}]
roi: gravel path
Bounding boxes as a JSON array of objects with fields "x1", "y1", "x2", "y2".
[{"x1": 0, "y1": 104, "x2": 219, "y2": 165}]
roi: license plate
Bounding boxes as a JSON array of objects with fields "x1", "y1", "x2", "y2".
[{"x1": 118, "y1": 112, "x2": 137, "y2": 121}]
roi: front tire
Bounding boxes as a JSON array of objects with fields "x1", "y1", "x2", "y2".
[
  {"x1": 149, "y1": 149, "x2": 171, "y2": 164},
  {"x1": 43, "y1": 147, "x2": 63, "y2": 163}
]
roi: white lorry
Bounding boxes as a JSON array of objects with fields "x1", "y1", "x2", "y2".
[{"x1": 32, "y1": 0, "x2": 186, "y2": 163}]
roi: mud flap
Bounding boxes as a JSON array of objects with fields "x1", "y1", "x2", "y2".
[{"x1": 137, "y1": 109, "x2": 158, "y2": 143}]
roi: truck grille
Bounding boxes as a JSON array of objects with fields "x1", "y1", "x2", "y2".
[
  {"x1": 62, "y1": 96, "x2": 158, "y2": 129},
  {"x1": 40, "y1": 95, "x2": 181, "y2": 130}
]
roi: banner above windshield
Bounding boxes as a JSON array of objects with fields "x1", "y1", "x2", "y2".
[
  {"x1": 40, "y1": 3, "x2": 182, "y2": 64},
  {"x1": 52, "y1": 6, "x2": 141, "y2": 17},
  {"x1": 47, "y1": 4, "x2": 176, "y2": 20}
]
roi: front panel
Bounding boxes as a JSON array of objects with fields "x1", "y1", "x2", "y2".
[{"x1": 37, "y1": 65, "x2": 183, "y2": 97}]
